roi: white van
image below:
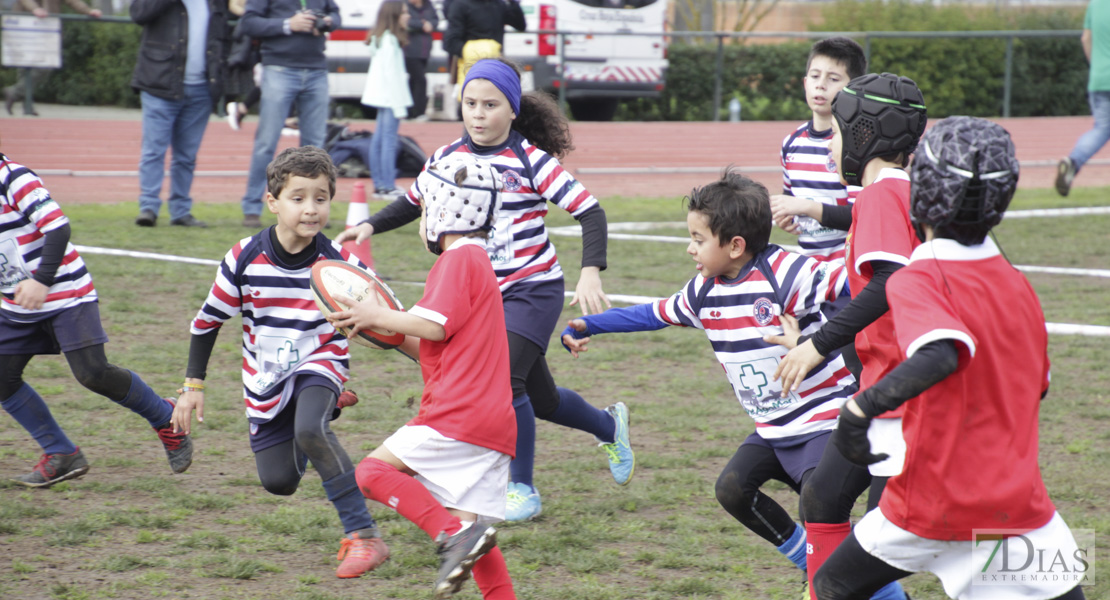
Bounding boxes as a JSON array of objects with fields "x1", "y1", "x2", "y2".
[{"x1": 325, "y1": 0, "x2": 668, "y2": 121}]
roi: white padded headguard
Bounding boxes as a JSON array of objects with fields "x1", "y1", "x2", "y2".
[{"x1": 418, "y1": 153, "x2": 502, "y2": 254}]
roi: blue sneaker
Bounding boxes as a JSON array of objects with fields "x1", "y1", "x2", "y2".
[
  {"x1": 505, "y1": 482, "x2": 541, "y2": 522},
  {"x1": 600, "y1": 402, "x2": 635, "y2": 485}
]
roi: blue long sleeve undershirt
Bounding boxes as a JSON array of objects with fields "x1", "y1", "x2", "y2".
[{"x1": 560, "y1": 303, "x2": 668, "y2": 352}]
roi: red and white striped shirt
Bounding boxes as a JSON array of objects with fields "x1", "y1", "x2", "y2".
[
  {"x1": 0, "y1": 154, "x2": 96, "y2": 321},
  {"x1": 191, "y1": 230, "x2": 366, "y2": 423},
  {"x1": 653, "y1": 246, "x2": 856, "y2": 443},
  {"x1": 406, "y1": 131, "x2": 600, "y2": 292},
  {"x1": 780, "y1": 121, "x2": 860, "y2": 264}
]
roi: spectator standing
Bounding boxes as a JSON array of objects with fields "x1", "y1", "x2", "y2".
[
  {"x1": 237, "y1": 0, "x2": 340, "y2": 228},
  {"x1": 4, "y1": 0, "x2": 102, "y2": 116},
  {"x1": 443, "y1": 0, "x2": 524, "y2": 94},
  {"x1": 404, "y1": 0, "x2": 438, "y2": 119},
  {"x1": 130, "y1": 0, "x2": 230, "y2": 228},
  {"x1": 1057, "y1": 0, "x2": 1110, "y2": 196},
  {"x1": 225, "y1": 0, "x2": 263, "y2": 131},
  {"x1": 362, "y1": 0, "x2": 412, "y2": 199}
]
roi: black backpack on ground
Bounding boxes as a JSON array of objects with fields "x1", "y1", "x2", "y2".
[{"x1": 324, "y1": 123, "x2": 427, "y2": 179}]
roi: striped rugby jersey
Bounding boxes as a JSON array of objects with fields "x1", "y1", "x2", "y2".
[
  {"x1": 780, "y1": 121, "x2": 860, "y2": 263},
  {"x1": 190, "y1": 230, "x2": 363, "y2": 423},
  {"x1": 0, "y1": 153, "x2": 96, "y2": 321},
  {"x1": 405, "y1": 130, "x2": 600, "y2": 291},
  {"x1": 654, "y1": 245, "x2": 857, "y2": 443}
]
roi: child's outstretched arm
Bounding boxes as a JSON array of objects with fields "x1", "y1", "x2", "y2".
[
  {"x1": 329, "y1": 293, "x2": 446, "y2": 342},
  {"x1": 569, "y1": 206, "x2": 611, "y2": 316},
  {"x1": 833, "y1": 339, "x2": 958, "y2": 465},
  {"x1": 560, "y1": 303, "x2": 668, "y2": 358},
  {"x1": 173, "y1": 329, "x2": 219, "y2": 435}
]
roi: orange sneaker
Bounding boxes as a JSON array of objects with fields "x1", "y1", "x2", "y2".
[{"x1": 336, "y1": 531, "x2": 389, "y2": 578}]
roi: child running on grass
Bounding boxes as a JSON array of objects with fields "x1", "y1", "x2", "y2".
[
  {"x1": 0, "y1": 144, "x2": 191, "y2": 487},
  {"x1": 336, "y1": 57, "x2": 632, "y2": 522},
  {"x1": 815, "y1": 117, "x2": 1088, "y2": 600},
  {"x1": 171, "y1": 146, "x2": 387, "y2": 580},
  {"x1": 329, "y1": 153, "x2": 517, "y2": 599},
  {"x1": 560, "y1": 168, "x2": 860, "y2": 586},
  {"x1": 769, "y1": 36, "x2": 868, "y2": 378},
  {"x1": 771, "y1": 72, "x2": 926, "y2": 600},
  {"x1": 769, "y1": 36, "x2": 866, "y2": 265}
]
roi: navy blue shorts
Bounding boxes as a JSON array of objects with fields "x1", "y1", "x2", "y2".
[
  {"x1": 0, "y1": 301, "x2": 109, "y2": 355},
  {"x1": 502, "y1": 278, "x2": 564, "y2": 350},
  {"x1": 247, "y1": 374, "x2": 339, "y2": 453},
  {"x1": 740, "y1": 430, "x2": 831, "y2": 484}
]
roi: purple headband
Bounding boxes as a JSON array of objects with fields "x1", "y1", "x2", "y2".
[{"x1": 462, "y1": 59, "x2": 521, "y2": 115}]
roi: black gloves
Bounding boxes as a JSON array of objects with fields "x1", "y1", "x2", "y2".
[{"x1": 831, "y1": 403, "x2": 890, "y2": 466}]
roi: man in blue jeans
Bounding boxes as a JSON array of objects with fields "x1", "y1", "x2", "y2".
[
  {"x1": 130, "y1": 0, "x2": 230, "y2": 228},
  {"x1": 1057, "y1": 0, "x2": 1110, "y2": 197},
  {"x1": 238, "y1": 0, "x2": 340, "y2": 228}
]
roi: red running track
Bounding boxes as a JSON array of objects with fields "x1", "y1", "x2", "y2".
[{"x1": 2, "y1": 114, "x2": 1108, "y2": 206}]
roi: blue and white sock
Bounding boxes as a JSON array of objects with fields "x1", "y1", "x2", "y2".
[
  {"x1": 114, "y1": 371, "x2": 173, "y2": 428},
  {"x1": 776, "y1": 523, "x2": 807, "y2": 571},
  {"x1": 509, "y1": 394, "x2": 537, "y2": 489},
  {"x1": 544, "y1": 387, "x2": 615, "y2": 442},
  {"x1": 323, "y1": 470, "x2": 377, "y2": 535},
  {"x1": 869, "y1": 581, "x2": 907, "y2": 600},
  {"x1": 2, "y1": 383, "x2": 78, "y2": 455}
]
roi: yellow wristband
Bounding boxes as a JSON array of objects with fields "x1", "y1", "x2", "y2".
[{"x1": 182, "y1": 383, "x2": 205, "y2": 393}]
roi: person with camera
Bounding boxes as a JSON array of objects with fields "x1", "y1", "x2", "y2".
[{"x1": 237, "y1": 0, "x2": 340, "y2": 228}]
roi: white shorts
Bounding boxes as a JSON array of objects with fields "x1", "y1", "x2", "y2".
[
  {"x1": 854, "y1": 509, "x2": 1086, "y2": 600},
  {"x1": 382, "y1": 425, "x2": 510, "y2": 522},
  {"x1": 866, "y1": 417, "x2": 906, "y2": 477}
]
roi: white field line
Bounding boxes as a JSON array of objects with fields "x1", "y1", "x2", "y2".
[
  {"x1": 573, "y1": 159, "x2": 1110, "y2": 176},
  {"x1": 74, "y1": 235, "x2": 1110, "y2": 337}
]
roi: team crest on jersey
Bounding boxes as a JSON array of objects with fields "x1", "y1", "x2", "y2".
[
  {"x1": 501, "y1": 169, "x2": 522, "y2": 192},
  {"x1": 753, "y1": 297, "x2": 775, "y2": 326}
]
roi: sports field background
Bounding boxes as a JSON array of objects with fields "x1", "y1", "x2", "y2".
[{"x1": 0, "y1": 107, "x2": 1106, "y2": 599}]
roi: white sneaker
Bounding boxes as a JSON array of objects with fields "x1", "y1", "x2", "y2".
[
  {"x1": 226, "y1": 102, "x2": 242, "y2": 131},
  {"x1": 374, "y1": 187, "x2": 406, "y2": 201}
]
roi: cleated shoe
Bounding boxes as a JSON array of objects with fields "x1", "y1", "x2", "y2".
[
  {"x1": 13, "y1": 448, "x2": 89, "y2": 488},
  {"x1": 600, "y1": 402, "x2": 635, "y2": 485},
  {"x1": 504, "y1": 482, "x2": 541, "y2": 522},
  {"x1": 433, "y1": 524, "x2": 497, "y2": 599},
  {"x1": 1055, "y1": 157, "x2": 1076, "y2": 197},
  {"x1": 336, "y1": 531, "x2": 390, "y2": 578},
  {"x1": 154, "y1": 399, "x2": 193, "y2": 474},
  {"x1": 332, "y1": 389, "x2": 360, "y2": 421}
]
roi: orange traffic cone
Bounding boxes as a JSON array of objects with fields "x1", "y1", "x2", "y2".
[{"x1": 342, "y1": 181, "x2": 374, "y2": 269}]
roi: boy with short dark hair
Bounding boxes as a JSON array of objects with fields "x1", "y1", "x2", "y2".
[
  {"x1": 770, "y1": 36, "x2": 867, "y2": 265},
  {"x1": 329, "y1": 153, "x2": 517, "y2": 599},
  {"x1": 560, "y1": 167, "x2": 859, "y2": 583},
  {"x1": 171, "y1": 145, "x2": 388, "y2": 580},
  {"x1": 815, "y1": 116, "x2": 1087, "y2": 600},
  {"x1": 771, "y1": 72, "x2": 925, "y2": 600},
  {"x1": 0, "y1": 146, "x2": 191, "y2": 488}
]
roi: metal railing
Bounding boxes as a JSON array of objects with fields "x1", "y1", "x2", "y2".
[
  {"x1": 1, "y1": 12, "x2": 1081, "y2": 120},
  {"x1": 536, "y1": 28, "x2": 1081, "y2": 120}
]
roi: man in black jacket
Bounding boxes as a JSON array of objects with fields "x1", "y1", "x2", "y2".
[{"x1": 131, "y1": 0, "x2": 229, "y2": 228}]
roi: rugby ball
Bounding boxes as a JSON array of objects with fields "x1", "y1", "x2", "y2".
[{"x1": 310, "y1": 260, "x2": 405, "y2": 349}]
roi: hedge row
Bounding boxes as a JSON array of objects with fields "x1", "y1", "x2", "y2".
[
  {"x1": 1, "y1": 1, "x2": 1090, "y2": 120},
  {"x1": 619, "y1": 0, "x2": 1089, "y2": 121},
  {"x1": 1, "y1": 19, "x2": 142, "y2": 108}
]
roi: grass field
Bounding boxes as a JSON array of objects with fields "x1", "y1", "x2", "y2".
[{"x1": 0, "y1": 187, "x2": 1106, "y2": 600}]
